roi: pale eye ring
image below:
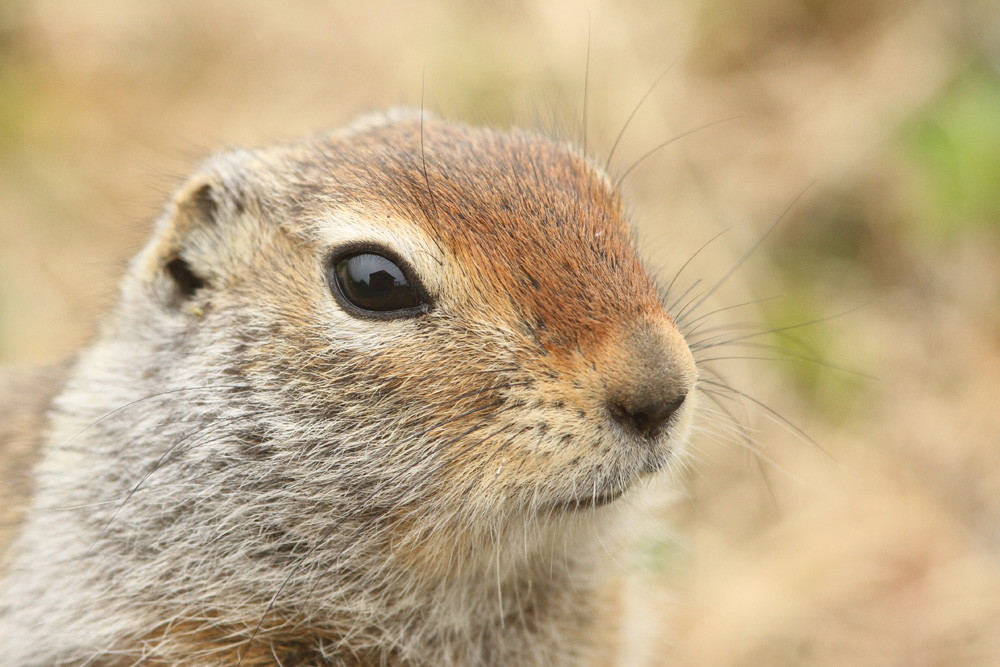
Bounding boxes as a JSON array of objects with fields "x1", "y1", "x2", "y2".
[{"x1": 327, "y1": 248, "x2": 431, "y2": 319}]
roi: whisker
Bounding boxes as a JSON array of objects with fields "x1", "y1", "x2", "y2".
[
  {"x1": 101, "y1": 415, "x2": 248, "y2": 535},
  {"x1": 238, "y1": 516, "x2": 352, "y2": 664},
  {"x1": 688, "y1": 305, "x2": 864, "y2": 353},
  {"x1": 666, "y1": 278, "x2": 703, "y2": 316},
  {"x1": 417, "y1": 365, "x2": 520, "y2": 380},
  {"x1": 581, "y1": 15, "x2": 591, "y2": 153},
  {"x1": 372, "y1": 404, "x2": 516, "y2": 505},
  {"x1": 56, "y1": 384, "x2": 248, "y2": 451},
  {"x1": 754, "y1": 454, "x2": 782, "y2": 516},
  {"x1": 678, "y1": 295, "x2": 782, "y2": 332},
  {"x1": 697, "y1": 377, "x2": 837, "y2": 464},
  {"x1": 604, "y1": 62, "x2": 677, "y2": 173},
  {"x1": 419, "y1": 74, "x2": 439, "y2": 217},
  {"x1": 695, "y1": 388, "x2": 803, "y2": 483},
  {"x1": 615, "y1": 116, "x2": 739, "y2": 188},
  {"x1": 239, "y1": 397, "x2": 519, "y2": 661},
  {"x1": 378, "y1": 384, "x2": 528, "y2": 458},
  {"x1": 671, "y1": 284, "x2": 715, "y2": 328},
  {"x1": 695, "y1": 349, "x2": 870, "y2": 380},
  {"x1": 662, "y1": 230, "x2": 728, "y2": 307},
  {"x1": 676, "y1": 189, "x2": 813, "y2": 329},
  {"x1": 683, "y1": 319, "x2": 762, "y2": 342}
]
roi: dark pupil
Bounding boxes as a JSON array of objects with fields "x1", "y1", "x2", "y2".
[{"x1": 334, "y1": 253, "x2": 422, "y2": 312}]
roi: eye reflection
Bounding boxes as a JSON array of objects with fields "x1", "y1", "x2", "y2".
[{"x1": 329, "y1": 251, "x2": 428, "y2": 315}]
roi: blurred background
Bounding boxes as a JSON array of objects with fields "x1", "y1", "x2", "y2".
[{"x1": 1, "y1": 0, "x2": 999, "y2": 664}]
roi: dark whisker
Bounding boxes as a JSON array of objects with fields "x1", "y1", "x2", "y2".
[
  {"x1": 677, "y1": 295, "x2": 782, "y2": 332},
  {"x1": 672, "y1": 284, "x2": 714, "y2": 327},
  {"x1": 694, "y1": 387, "x2": 798, "y2": 481},
  {"x1": 240, "y1": 398, "x2": 520, "y2": 661},
  {"x1": 55, "y1": 384, "x2": 248, "y2": 451},
  {"x1": 676, "y1": 183, "x2": 813, "y2": 326},
  {"x1": 666, "y1": 278, "x2": 702, "y2": 316},
  {"x1": 697, "y1": 377, "x2": 834, "y2": 462},
  {"x1": 663, "y1": 230, "x2": 727, "y2": 308},
  {"x1": 689, "y1": 305, "x2": 864, "y2": 353},
  {"x1": 369, "y1": 403, "x2": 513, "y2": 503},
  {"x1": 417, "y1": 365, "x2": 519, "y2": 380},
  {"x1": 694, "y1": 349, "x2": 870, "y2": 379},
  {"x1": 615, "y1": 116, "x2": 738, "y2": 189},
  {"x1": 683, "y1": 319, "x2": 762, "y2": 342},
  {"x1": 581, "y1": 15, "x2": 591, "y2": 153},
  {"x1": 238, "y1": 515, "x2": 352, "y2": 664},
  {"x1": 101, "y1": 415, "x2": 248, "y2": 535},
  {"x1": 419, "y1": 73, "x2": 439, "y2": 217},
  {"x1": 754, "y1": 454, "x2": 781, "y2": 515},
  {"x1": 378, "y1": 383, "x2": 528, "y2": 456},
  {"x1": 604, "y1": 62, "x2": 677, "y2": 173}
]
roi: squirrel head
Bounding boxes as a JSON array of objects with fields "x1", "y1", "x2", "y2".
[{"x1": 111, "y1": 109, "x2": 697, "y2": 574}]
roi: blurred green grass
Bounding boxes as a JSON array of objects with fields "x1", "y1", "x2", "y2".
[{"x1": 902, "y1": 63, "x2": 1000, "y2": 240}]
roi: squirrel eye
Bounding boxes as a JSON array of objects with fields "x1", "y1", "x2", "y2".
[{"x1": 329, "y1": 251, "x2": 429, "y2": 317}]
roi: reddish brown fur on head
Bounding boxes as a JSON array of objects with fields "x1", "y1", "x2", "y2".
[
  {"x1": 281, "y1": 113, "x2": 664, "y2": 357},
  {"x1": 222, "y1": 110, "x2": 700, "y2": 524}
]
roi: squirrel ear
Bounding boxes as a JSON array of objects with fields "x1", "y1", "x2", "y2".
[
  {"x1": 148, "y1": 167, "x2": 249, "y2": 309},
  {"x1": 163, "y1": 182, "x2": 217, "y2": 302},
  {"x1": 132, "y1": 151, "x2": 255, "y2": 310},
  {"x1": 159, "y1": 178, "x2": 223, "y2": 307}
]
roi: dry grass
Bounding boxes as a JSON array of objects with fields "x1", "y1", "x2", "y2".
[{"x1": 2, "y1": 1, "x2": 999, "y2": 664}]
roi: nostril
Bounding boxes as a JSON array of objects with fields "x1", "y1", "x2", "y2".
[
  {"x1": 600, "y1": 319, "x2": 697, "y2": 441},
  {"x1": 608, "y1": 391, "x2": 687, "y2": 440}
]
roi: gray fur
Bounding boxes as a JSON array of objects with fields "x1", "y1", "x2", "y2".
[{"x1": 0, "y1": 113, "x2": 697, "y2": 665}]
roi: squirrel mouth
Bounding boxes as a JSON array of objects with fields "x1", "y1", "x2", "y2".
[
  {"x1": 552, "y1": 486, "x2": 627, "y2": 511},
  {"x1": 549, "y1": 459, "x2": 667, "y2": 512}
]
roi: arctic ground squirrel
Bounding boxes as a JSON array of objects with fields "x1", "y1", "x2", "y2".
[{"x1": 0, "y1": 110, "x2": 699, "y2": 665}]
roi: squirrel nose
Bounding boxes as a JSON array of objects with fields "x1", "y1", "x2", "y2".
[
  {"x1": 603, "y1": 321, "x2": 695, "y2": 441},
  {"x1": 607, "y1": 391, "x2": 687, "y2": 440}
]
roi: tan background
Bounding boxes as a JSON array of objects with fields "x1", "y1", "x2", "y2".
[{"x1": 2, "y1": 0, "x2": 999, "y2": 664}]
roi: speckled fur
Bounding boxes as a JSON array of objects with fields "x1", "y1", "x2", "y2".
[{"x1": 0, "y1": 111, "x2": 697, "y2": 665}]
